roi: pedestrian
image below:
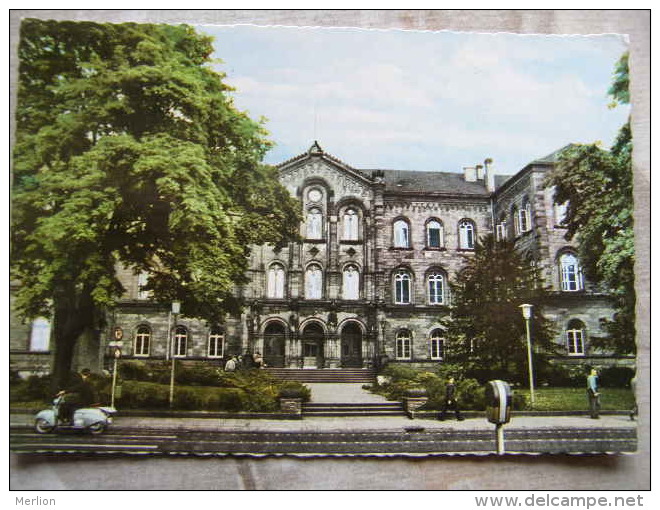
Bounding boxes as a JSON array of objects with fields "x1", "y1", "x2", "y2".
[
  {"x1": 224, "y1": 356, "x2": 237, "y2": 372},
  {"x1": 253, "y1": 352, "x2": 265, "y2": 368},
  {"x1": 630, "y1": 374, "x2": 638, "y2": 421},
  {"x1": 587, "y1": 368, "x2": 600, "y2": 419},
  {"x1": 438, "y1": 376, "x2": 464, "y2": 421}
]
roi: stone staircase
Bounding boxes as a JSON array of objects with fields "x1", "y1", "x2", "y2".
[
  {"x1": 265, "y1": 368, "x2": 376, "y2": 384},
  {"x1": 302, "y1": 402, "x2": 406, "y2": 417}
]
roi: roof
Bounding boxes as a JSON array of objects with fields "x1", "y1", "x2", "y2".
[
  {"x1": 371, "y1": 169, "x2": 490, "y2": 195},
  {"x1": 529, "y1": 144, "x2": 574, "y2": 165},
  {"x1": 279, "y1": 142, "x2": 565, "y2": 195}
]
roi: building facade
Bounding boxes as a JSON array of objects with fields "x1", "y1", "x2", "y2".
[{"x1": 10, "y1": 142, "x2": 632, "y2": 376}]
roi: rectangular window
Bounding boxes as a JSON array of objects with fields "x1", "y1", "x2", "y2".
[
  {"x1": 137, "y1": 272, "x2": 150, "y2": 300},
  {"x1": 428, "y1": 228, "x2": 441, "y2": 247},
  {"x1": 395, "y1": 279, "x2": 410, "y2": 304},
  {"x1": 208, "y1": 334, "x2": 225, "y2": 358},
  {"x1": 519, "y1": 209, "x2": 529, "y2": 232},
  {"x1": 430, "y1": 339, "x2": 444, "y2": 360},
  {"x1": 396, "y1": 337, "x2": 411, "y2": 359},
  {"x1": 30, "y1": 318, "x2": 51, "y2": 351},
  {"x1": 567, "y1": 330, "x2": 584, "y2": 355},
  {"x1": 496, "y1": 223, "x2": 507, "y2": 241}
]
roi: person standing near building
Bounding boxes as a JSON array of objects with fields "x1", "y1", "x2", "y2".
[
  {"x1": 224, "y1": 356, "x2": 237, "y2": 372},
  {"x1": 587, "y1": 368, "x2": 600, "y2": 419},
  {"x1": 438, "y1": 376, "x2": 464, "y2": 421}
]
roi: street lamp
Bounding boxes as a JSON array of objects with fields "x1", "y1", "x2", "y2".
[
  {"x1": 169, "y1": 300, "x2": 181, "y2": 409},
  {"x1": 519, "y1": 304, "x2": 535, "y2": 405}
]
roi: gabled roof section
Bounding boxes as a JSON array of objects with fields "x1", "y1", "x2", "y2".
[{"x1": 277, "y1": 142, "x2": 374, "y2": 184}]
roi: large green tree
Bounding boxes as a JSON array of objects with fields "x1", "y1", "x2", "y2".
[
  {"x1": 11, "y1": 19, "x2": 302, "y2": 387},
  {"x1": 547, "y1": 52, "x2": 635, "y2": 354},
  {"x1": 442, "y1": 235, "x2": 557, "y2": 383}
]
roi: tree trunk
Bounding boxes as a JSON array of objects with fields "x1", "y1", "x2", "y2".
[{"x1": 50, "y1": 285, "x2": 96, "y2": 391}]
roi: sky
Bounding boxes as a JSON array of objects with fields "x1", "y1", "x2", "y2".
[{"x1": 198, "y1": 25, "x2": 630, "y2": 175}]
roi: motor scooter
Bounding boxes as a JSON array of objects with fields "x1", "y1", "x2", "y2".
[{"x1": 34, "y1": 395, "x2": 117, "y2": 435}]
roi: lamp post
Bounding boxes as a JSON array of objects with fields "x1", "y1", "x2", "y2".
[
  {"x1": 519, "y1": 304, "x2": 535, "y2": 405},
  {"x1": 108, "y1": 327, "x2": 123, "y2": 408},
  {"x1": 169, "y1": 300, "x2": 181, "y2": 409}
]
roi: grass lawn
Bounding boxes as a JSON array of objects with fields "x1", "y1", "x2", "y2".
[{"x1": 515, "y1": 387, "x2": 635, "y2": 411}]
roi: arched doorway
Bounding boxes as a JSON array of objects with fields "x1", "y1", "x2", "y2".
[
  {"x1": 301, "y1": 322, "x2": 325, "y2": 368},
  {"x1": 263, "y1": 322, "x2": 286, "y2": 368},
  {"x1": 341, "y1": 322, "x2": 363, "y2": 367}
]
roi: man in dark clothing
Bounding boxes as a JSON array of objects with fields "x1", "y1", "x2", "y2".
[
  {"x1": 438, "y1": 376, "x2": 464, "y2": 421},
  {"x1": 57, "y1": 368, "x2": 96, "y2": 424}
]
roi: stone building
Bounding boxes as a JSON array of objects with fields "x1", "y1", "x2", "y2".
[{"x1": 10, "y1": 142, "x2": 633, "y2": 376}]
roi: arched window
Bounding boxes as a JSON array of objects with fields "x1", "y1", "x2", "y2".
[
  {"x1": 394, "y1": 269, "x2": 412, "y2": 304},
  {"x1": 396, "y1": 330, "x2": 412, "y2": 360},
  {"x1": 519, "y1": 198, "x2": 532, "y2": 233},
  {"x1": 342, "y1": 265, "x2": 360, "y2": 300},
  {"x1": 459, "y1": 220, "x2": 475, "y2": 249},
  {"x1": 134, "y1": 325, "x2": 151, "y2": 357},
  {"x1": 30, "y1": 317, "x2": 51, "y2": 352},
  {"x1": 429, "y1": 329, "x2": 445, "y2": 360},
  {"x1": 342, "y1": 208, "x2": 359, "y2": 241},
  {"x1": 560, "y1": 253, "x2": 583, "y2": 291},
  {"x1": 306, "y1": 208, "x2": 323, "y2": 239},
  {"x1": 267, "y1": 263, "x2": 286, "y2": 299},
  {"x1": 428, "y1": 271, "x2": 446, "y2": 305},
  {"x1": 173, "y1": 326, "x2": 188, "y2": 357},
  {"x1": 208, "y1": 327, "x2": 225, "y2": 358},
  {"x1": 393, "y1": 219, "x2": 410, "y2": 248},
  {"x1": 305, "y1": 264, "x2": 323, "y2": 299},
  {"x1": 426, "y1": 220, "x2": 444, "y2": 248},
  {"x1": 566, "y1": 319, "x2": 585, "y2": 356}
]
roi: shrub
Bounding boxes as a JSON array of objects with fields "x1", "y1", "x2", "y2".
[
  {"x1": 535, "y1": 363, "x2": 585, "y2": 387},
  {"x1": 598, "y1": 366, "x2": 635, "y2": 388},
  {"x1": 10, "y1": 374, "x2": 53, "y2": 403},
  {"x1": 175, "y1": 364, "x2": 223, "y2": 386},
  {"x1": 277, "y1": 381, "x2": 312, "y2": 401}
]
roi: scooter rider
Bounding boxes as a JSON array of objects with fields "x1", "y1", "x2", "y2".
[{"x1": 57, "y1": 368, "x2": 96, "y2": 424}]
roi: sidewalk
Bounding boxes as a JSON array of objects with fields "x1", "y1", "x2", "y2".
[{"x1": 11, "y1": 410, "x2": 636, "y2": 433}]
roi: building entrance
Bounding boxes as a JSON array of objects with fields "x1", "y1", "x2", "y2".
[
  {"x1": 341, "y1": 322, "x2": 363, "y2": 367},
  {"x1": 301, "y1": 323, "x2": 325, "y2": 368},
  {"x1": 263, "y1": 323, "x2": 286, "y2": 368}
]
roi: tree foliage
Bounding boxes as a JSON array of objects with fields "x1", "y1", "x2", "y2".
[
  {"x1": 547, "y1": 52, "x2": 635, "y2": 354},
  {"x1": 11, "y1": 19, "x2": 302, "y2": 385},
  {"x1": 442, "y1": 236, "x2": 557, "y2": 383}
]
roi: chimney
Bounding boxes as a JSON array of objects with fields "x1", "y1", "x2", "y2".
[
  {"x1": 463, "y1": 166, "x2": 477, "y2": 182},
  {"x1": 476, "y1": 164, "x2": 484, "y2": 180},
  {"x1": 484, "y1": 158, "x2": 496, "y2": 193}
]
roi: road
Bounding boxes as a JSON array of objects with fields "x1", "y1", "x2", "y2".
[{"x1": 10, "y1": 426, "x2": 637, "y2": 456}]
